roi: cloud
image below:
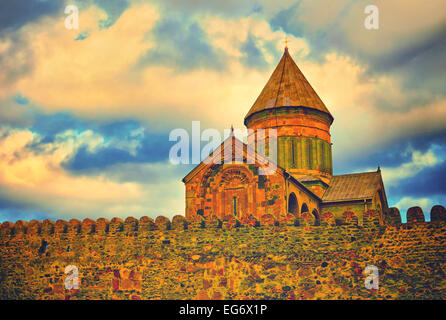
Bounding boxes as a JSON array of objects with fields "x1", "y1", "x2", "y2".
[
  {"x1": 75, "y1": 30, "x2": 91, "y2": 40},
  {"x1": 380, "y1": 147, "x2": 440, "y2": 187},
  {"x1": 240, "y1": 33, "x2": 268, "y2": 69},
  {"x1": 396, "y1": 159, "x2": 446, "y2": 198},
  {"x1": 0, "y1": 0, "x2": 65, "y2": 33},
  {"x1": 137, "y1": 15, "x2": 226, "y2": 71},
  {"x1": 0, "y1": 126, "x2": 184, "y2": 222},
  {"x1": 149, "y1": 0, "x2": 259, "y2": 17},
  {"x1": 94, "y1": 0, "x2": 130, "y2": 29},
  {"x1": 269, "y1": 0, "x2": 446, "y2": 104}
]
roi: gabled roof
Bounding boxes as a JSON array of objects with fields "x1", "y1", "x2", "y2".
[
  {"x1": 321, "y1": 171, "x2": 384, "y2": 202},
  {"x1": 182, "y1": 132, "x2": 285, "y2": 184},
  {"x1": 244, "y1": 47, "x2": 333, "y2": 123}
]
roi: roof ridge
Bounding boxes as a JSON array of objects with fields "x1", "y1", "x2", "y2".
[
  {"x1": 273, "y1": 48, "x2": 288, "y2": 109},
  {"x1": 332, "y1": 171, "x2": 380, "y2": 177}
]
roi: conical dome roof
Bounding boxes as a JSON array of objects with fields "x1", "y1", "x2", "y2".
[{"x1": 244, "y1": 48, "x2": 333, "y2": 123}]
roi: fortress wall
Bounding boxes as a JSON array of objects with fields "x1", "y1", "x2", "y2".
[{"x1": 0, "y1": 206, "x2": 445, "y2": 300}]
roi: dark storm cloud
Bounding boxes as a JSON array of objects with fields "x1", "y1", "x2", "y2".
[
  {"x1": 137, "y1": 16, "x2": 226, "y2": 71},
  {"x1": 390, "y1": 160, "x2": 446, "y2": 198},
  {"x1": 63, "y1": 132, "x2": 171, "y2": 171},
  {"x1": 334, "y1": 129, "x2": 446, "y2": 174},
  {"x1": 0, "y1": 0, "x2": 65, "y2": 33},
  {"x1": 384, "y1": 28, "x2": 446, "y2": 95},
  {"x1": 31, "y1": 112, "x2": 90, "y2": 141},
  {"x1": 6, "y1": 108, "x2": 173, "y2": 171}
]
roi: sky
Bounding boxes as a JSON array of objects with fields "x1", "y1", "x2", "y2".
[{"x1": 0, "y1": 0, "x2": 445, "y2": 223}]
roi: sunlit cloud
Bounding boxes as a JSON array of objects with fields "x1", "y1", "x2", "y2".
[{"x1": 0, "y1": 0, "x2": 445, "y2": 221}]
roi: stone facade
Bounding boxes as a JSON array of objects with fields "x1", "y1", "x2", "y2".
[{"x1": 1, "y1": 205, "x2": 445, "y2": 300}]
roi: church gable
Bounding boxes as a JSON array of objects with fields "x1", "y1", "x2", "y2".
[
  {"x1": 183, "y1": 135, "x2": 290, "y2": 221},
  {"x1": 183, "y1": 134, "x2": 283, "y2": 184}
]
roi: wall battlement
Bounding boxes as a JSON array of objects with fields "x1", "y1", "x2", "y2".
[
  {"x1": 0, "y1": 205, "x2": 445, "y2": 300},
  {"x1": 1, "y1": 205, "x2": 445, "y2": 237}
]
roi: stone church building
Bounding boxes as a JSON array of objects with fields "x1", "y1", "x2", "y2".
[{"x1": 183, "y1": 47, "x2": 388, "y2": 226}]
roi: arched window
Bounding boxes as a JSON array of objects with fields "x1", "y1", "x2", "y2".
[
  {"x1": 308, "y1": 140, "x2": 312, "y2": 169},
  {"x1": 320, "y1": 141, "x2": 325, "y2": 172},
  {"x1": 288, "y1": 193, "x2": 298, "y2": 214},
  {"x1": 301, "y1": 203, "x2": 309, "y2": 214},
  {"x1": 291, "y1": 140, "x2": 295, "y2": 168}
]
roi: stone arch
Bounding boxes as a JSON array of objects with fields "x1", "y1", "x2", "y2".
[
  {"x1": 288, "y1": 192, "x2": 298, "y2": 215},
  {"x1": 214, "y1": 165, "x2": 256, "y2": 220},
  {"x1": 301, "y1": 203, "x2": 309, "y2": 214},
  {"x1": 312, "y1": 209, "x2": 320, "y2": 226}
]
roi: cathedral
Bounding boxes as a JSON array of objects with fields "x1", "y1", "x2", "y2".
[{"x1": 183, "y1": 47, "x2": 388, "y2": 226}]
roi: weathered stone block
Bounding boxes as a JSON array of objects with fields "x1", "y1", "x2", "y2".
[
  {"x1": 260, "y1": 213, "x2": 275, "y2": 225},
  {"x1": 301, "y1": 212, "x2": 316, "y2": 226},
  {"x1": 321, "y1": 211, "x2": 335, "y2": 226},
  {"x1": 364, "y1": 209, "x2": 380, "y2": 226}
]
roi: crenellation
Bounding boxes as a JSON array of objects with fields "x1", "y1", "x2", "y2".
[
  {"x1": 0, "y1": 221, "x2": 14, "y2": 236},
  {"x1": 14, "y1": 220, "x2": 28, "y2": 234},
  {"x1": 407, "y1": 206, "x2": 425, "y2": 223},
  {"x1": 138, "y1": 216, "x2": 155, "y2": 232},
  {"x1": 155, "y1": 215, "x2": 171, "y2": 230},
  {"x1": 27, "y1": 220, "x2": 41, "y2": 235},
  {"x1": 42, "y1": 219, "x2": 55, "y2": 235},
  {"x1": 96, "y1": 218, "x2": 110, "y2": 234},
  {"x1": 124, "y1": 217, "x2": 138, "y2": 233},
  {"x1": 55, "y1": 220, "x2": 68, "y2": 234},
  {"x1": 172, "y1": 215, "x2": 188, "y2": 230},
  {"x1": 68, "y1": 219, "x2": 81, "y2": 234},
  {"x1": 110, "y1": 217, "x2": 124, "y2": 234},
  {"x1": 82, "y1": 218, "x2": 96, "y2": 234},
  {"x1": 430, "y1": 205, "x2": 446, "y2": 222}
]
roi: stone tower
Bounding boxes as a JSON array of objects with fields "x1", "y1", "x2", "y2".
[{"x1": 244, "y1": 47, "x2": 334, "y2": 186}]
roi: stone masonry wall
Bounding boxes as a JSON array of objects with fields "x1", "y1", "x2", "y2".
[{"x1": 0, "y1": 206, "x2": 445, "y2": 300}]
